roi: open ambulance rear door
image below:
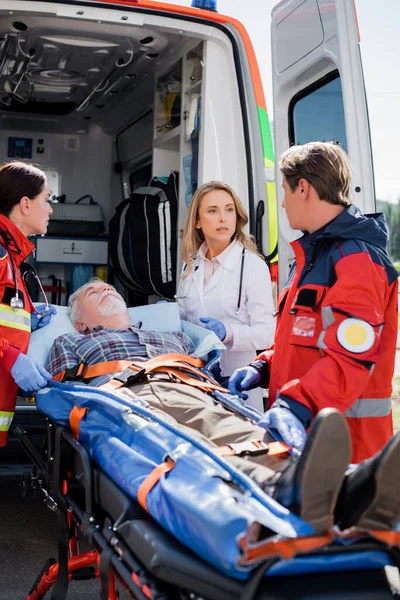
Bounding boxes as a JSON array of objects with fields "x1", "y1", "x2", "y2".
[{"x1": 271, "y1": 0, "x2": 375, "y2": 289}]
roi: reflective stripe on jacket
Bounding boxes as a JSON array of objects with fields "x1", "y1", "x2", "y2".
[
  {"x1": 0, "y1": 214, "x2": 34, "y2": 446},
  {"x1": 257, "y1": 206, "x2": 399, "y2": 463}
]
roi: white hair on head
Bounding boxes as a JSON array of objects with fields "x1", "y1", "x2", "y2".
[{"x1": 67, "y1": 276, "x2": 104, "y2": 325}]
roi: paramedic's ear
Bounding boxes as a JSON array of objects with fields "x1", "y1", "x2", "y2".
[
  {"x1": 19, "y1": 196, "x2": 31, "y2": 216},
  {"x1": 298, "y1": 178, "x2": 310, "y2": 197}
]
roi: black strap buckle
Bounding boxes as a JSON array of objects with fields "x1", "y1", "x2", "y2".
[
  {"x1": 114, "y1": 367, "x2": 147, "y2": 387},
  {"x1": 227, "y1": 441, "x2": 270, "y2": 457},
  {"x1": 62, "y1": 364, "x2": 86, "y2": 382}
]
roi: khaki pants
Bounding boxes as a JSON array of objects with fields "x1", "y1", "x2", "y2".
[{"x1": 118, "y1": 381, "x2": 288, "y2": 486}]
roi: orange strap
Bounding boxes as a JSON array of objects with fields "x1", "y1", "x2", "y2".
[
  {"x1": 238, "y1": 531, "x2": 334, "y2": 564},
  {"x1": 53, "y1": 360, "x2": 136, "y2": 383},
  {"x1": 53, "y1": 354, "x2": 206, "y2": 383},
  {"x1": 218, "y1": 440, "x2": 290, "y2": 457},
  {"x1": 149, "y1": 366, "x2": 228, "y2": 393},
  {"x1": 69, "y1": 406, "x2": 87, "y2": 440},
  {"x1": 134, "y1": 353, "x2": 205, "y2": 370},
  {"x1": 137, "y1": 460, "x2": 175, "y2": 512},
  {"x1": 368, "y1": 530, "x2": 400, "y2": 546}
]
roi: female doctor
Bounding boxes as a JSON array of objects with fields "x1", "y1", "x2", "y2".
[
  {"x1": 0, "y1": 162, "x2": 56, "y2": 446},
  {"x1": 176, "y1": 181, "x2": 275, "y2": 410}
]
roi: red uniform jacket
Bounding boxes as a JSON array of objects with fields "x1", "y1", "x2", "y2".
[
  {"x1": 257, "y1": 206, "x2": 398, "y2": 463},
  {"x1": 0, "y1": 214, "x2": 34, "y2": 446}
]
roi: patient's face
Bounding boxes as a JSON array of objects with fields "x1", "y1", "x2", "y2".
[{"x1": 75, "y1": 282, "x2": 131, "y2": 333}]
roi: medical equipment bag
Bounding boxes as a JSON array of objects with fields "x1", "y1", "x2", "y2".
[{"x1": 108, "y1": 171, "x2": 178, "y2": 299}]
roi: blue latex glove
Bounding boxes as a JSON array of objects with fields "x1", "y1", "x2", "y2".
[
  {"x1": 258, "y1": 407, "x2": 306, "y2": 450},
  {"x1": 228, "y1": 366, "x2": 261, "y2": 400},
  {"x1": 31, "y1": 304, "x2": 57, "y2": 332},
  {"x1": 10, "y1": 353, "x2": 52, "y2": 393},
  {"x1": 199, "y1": 317, "x2": 226, "y2": 341}
]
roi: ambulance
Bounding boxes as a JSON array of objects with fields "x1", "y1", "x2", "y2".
[{"x1": 0, "y1": 0, "x2": 373, "y2": 469}]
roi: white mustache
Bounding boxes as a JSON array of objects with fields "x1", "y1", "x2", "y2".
[{"x1": 97, "y1": 290, "x2": 122, "y2": 305}]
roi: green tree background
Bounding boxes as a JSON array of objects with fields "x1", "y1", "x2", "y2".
[{"x1": 377, "y1": 199, "x2": 400, "y2": 265}]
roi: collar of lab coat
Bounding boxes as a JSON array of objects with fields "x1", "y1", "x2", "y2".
[
  {"x1": 196, "y1": 238, "x2": 243, "y2": 271},
  {"x1": 194, "y1": 239, "x2": 244, "y2": 296}
]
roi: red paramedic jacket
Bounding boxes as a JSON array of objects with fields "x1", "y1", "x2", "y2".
[
  {"x1": 0, "y1": 214, "x2": 34, "y2": 446},
  {"x1": 257, "y1": 206, "x2": 398, "y2": 463}
]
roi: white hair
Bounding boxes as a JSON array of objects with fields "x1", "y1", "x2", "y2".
[{"x1": 67, "y1": 277, "x2": 104, "y2": 325}]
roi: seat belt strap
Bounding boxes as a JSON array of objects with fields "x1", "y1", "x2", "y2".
[
  {"x1": 137, "y1": 459, "x2": 175, "y2": 513},
  {"x1": 53, "y1": 353, "x2": 206, "y2": 383},
  {"x1": 218, "y1": 440, "x2": 290, "y2": 457},
  {"x1": 69, "y1": 406, "x2": 87, "y2": 440}
]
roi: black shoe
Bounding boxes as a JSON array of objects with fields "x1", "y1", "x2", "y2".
[
  {"x1": 336, "y1": 431, "x2": 400, "y2": 532},
  {"x1": 273, "y1": 408, "x2": 351, "y2": 535}
]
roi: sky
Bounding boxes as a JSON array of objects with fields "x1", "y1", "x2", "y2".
[{"x1": 162, "y1": 0, "x2": 400, "y2": 204}]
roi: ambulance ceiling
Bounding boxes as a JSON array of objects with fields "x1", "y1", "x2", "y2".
[{"x1": 0, "y1": 12, "x2": 188, "y2": 134}]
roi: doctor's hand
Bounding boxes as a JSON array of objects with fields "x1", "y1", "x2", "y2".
[
  {"x1": 258, "y1": 407, "x2": 306, "y2": 450},
  {"x1": 228, "y1": 366, "x2": 261, "y2": 400},
  {"x1": 199, "y1": 317, "x2": 226, "y2": 341},
  {"x1": 31, "y1": 304, "x2": 57, "y2": 332},
  {"x1": 10, "y1": 353, "x2": 52, "y2": 394}
]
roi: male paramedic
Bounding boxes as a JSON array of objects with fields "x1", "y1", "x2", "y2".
[
  {"x1": 228, "y1": 141, "x2": 399, "y2": 464},
  {"x1": 44, "y1": 278, "x2": 400, "y2": 536}
]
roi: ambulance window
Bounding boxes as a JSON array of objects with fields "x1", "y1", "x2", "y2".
[
  {"x1": 289, "y1": 73, "x2": 347, "y2": 152},
  {"x1": 129, "y1": 162, "x2": 152, "y2": 193}
]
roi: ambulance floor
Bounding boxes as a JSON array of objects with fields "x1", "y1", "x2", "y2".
[{"x1": 0, "y1": 485, "x2": 100, "y2": 599}]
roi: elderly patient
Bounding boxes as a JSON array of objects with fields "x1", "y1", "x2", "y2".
[
  {"x1": 46, "y1": 278, "x2": 195, "y2": 387},
  {"x1": 45, "y1": 278, "x2": 400, "y2": 537}
]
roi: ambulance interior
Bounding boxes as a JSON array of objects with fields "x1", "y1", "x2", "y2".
[{"x1": 0, "y1": 4, "x2": 255, "y2": 307}]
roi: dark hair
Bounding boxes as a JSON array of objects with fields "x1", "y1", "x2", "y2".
[
  {"x1": 0, "y1": 162, "x2": 47, "y2": 217},
  {"x1": 279, "y1": 141, "x2": 352, "y2": 207}
]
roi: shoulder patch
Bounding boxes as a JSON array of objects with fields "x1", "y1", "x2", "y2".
[
  {"x1": 0, "y1": 244, "x2": 8, "y2": 260},
  {"x1": 337, "y1": 318, "x2": 375, "y2": 354}
]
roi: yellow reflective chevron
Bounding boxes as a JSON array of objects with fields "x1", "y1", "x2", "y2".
[
  {"x1": 266, "y1": 181, "x2": 278, "y2": 262},
  {"x1": 0, "y1": 303, "x2": 31, "y2": 332},
  {"x1": 0, "y1": 410, "x2": 14, "y2": 431},
  {"x1": 264, "y1": 156, "x2": 274, "y2": 170}
]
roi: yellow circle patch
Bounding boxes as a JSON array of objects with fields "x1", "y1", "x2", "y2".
[
  {"x1": 337, "y1": 318, "x2": 375, "y2": 354},
  {"x1": 344, "y1": 324, "x2": 368, "y2": 347}
]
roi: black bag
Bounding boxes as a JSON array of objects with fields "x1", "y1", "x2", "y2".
[{"x1": 109, "y1": 172, "x2": 178, "y2": 299}]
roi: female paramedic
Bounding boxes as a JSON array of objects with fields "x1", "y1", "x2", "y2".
[
  {"x1": 0, "y1": 162, "x2": 56, "y2": 446},
  {"x1": 176, "y1": 181, "x2": 275, "y2": 411}
]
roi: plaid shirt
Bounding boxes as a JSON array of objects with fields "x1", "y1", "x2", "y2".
[{"x1": 46, "y1": 326, "x2": 195, "y2": 387}]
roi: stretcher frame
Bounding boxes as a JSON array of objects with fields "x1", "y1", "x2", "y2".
[{"x1": 17, "y1": 418, "x2": 400, "y2": 600}]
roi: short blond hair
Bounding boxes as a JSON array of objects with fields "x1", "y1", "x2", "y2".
[
  {"x1": 279, "y1": 141, "x2": 352, "y2": 207},
  {"x1": 181, "y1": 181, "x2": 259, "y2": 277}
]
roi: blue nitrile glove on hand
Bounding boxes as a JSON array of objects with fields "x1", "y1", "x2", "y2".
[
  {"x1": 228, "y1": 366, "x2": 261, "y2": 400},
  {"x1": 258, "y1": 407, "x2": 307, "y2": 450},
  {"x1": 31, "y1": 304, "x2": 57, "y2": 332},
  {"x1": 10, "y1": 353, "x2": 52, "y2": 393},
  {"x1": 199, "y1": 317, "x2": 226, "y2": 341}
]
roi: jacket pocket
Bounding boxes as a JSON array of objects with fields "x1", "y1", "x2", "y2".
[{"x1": 289, "y1": 285, "x2": 325, "y2": 348}]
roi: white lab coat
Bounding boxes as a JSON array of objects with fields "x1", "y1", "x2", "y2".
[{"x1": 177, "y1": 240, "x2": 275, "y2": 410}]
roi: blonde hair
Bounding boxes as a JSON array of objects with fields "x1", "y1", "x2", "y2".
[{"x1": 181, "y1": 181, "x2": 260, "y2": 277}]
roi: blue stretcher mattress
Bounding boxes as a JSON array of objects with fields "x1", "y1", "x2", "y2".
[{"x1": 37, "y1": 380, "x2": 315, "y2": 580}]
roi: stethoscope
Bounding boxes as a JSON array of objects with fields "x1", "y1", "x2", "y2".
[
  {"x1": 8, "y1": 252, "x2": 49, "y2": 316},
  {"x1": 175, "y1": 248, "x2": 246, "y2": 316}
]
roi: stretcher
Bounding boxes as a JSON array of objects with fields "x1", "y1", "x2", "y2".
[{"x1": 7, "y1": 305, "x2": 400, "y2": 599}]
